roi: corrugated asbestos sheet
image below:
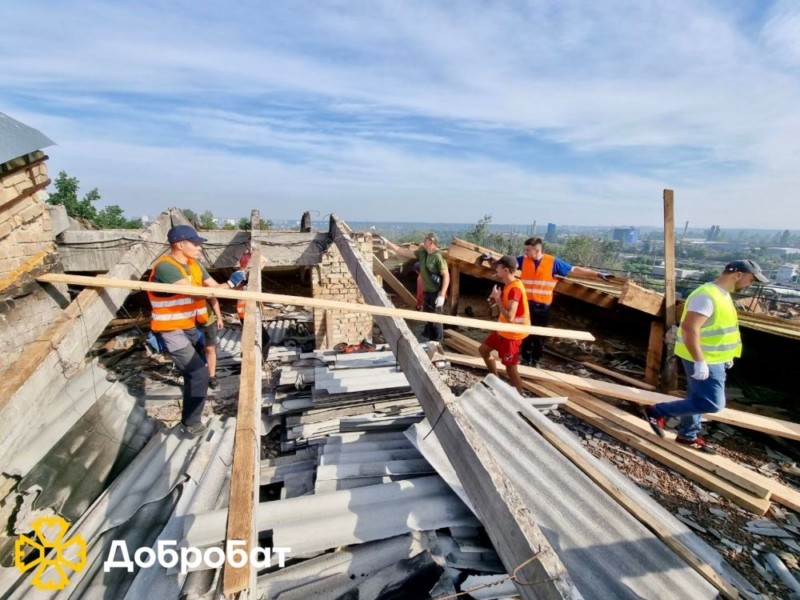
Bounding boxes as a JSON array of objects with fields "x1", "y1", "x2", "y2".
[
  {"x1": 0, "y1": 112, "x2": 55, "y2": 165},
  {"x1": 16, "y1": 370, "x2": 158, "y2": 522},
  {"x1": 409, "y1": 374, "x2": 721, "y2": 599}
]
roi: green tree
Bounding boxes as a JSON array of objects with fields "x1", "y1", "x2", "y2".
[
  {"x1": 780, "y1": 229, "x2": 791, "y2": 246},
  {"x1": 47, "y1": 171, "x2": 99, "y2": 221},
  {"x1": 237, "y1": 217, "x2": 251, "y2": 230},
  {"x1": 182, "y1": 208, "x2": 199, "y2": 222},
  {"x1": 199, "y1": 210, "x2": 216, "y2": 230},
  {"x1": 560, "y1": 235, "x2": 621, "y2": 269},
  {"x1": 95, "y1": 205, "x2": 142, "y2": 229},
  {"x1": 465, "y1": 214, "x2": 492, "y2": 246}
]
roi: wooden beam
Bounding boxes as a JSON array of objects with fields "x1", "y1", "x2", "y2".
[
  {"x1": 555, "y1": 278, "x2": 618, "y2": 309},
  {"x1": 645, "y1": 321, "x2": 665, "y2": 386},
  {"x1": 449, "y1": 263, "x2": 460, "y2": 316},
  {"x1": 223, "y1": 210, "x2": 263, "y2": 595},
  {"x1": 372, "y1": 256, "x2": 417, "y2": 308},
  {"x1": 451, "y1": 237, "x2": 504, "y2": 258},
  {"x1": 443, "y1": 351, "x2": 800, "y2": 441},
  {"x1": 566, "y1": 391, "x2": 770, "y2": 498},
  {"x1": 563, "y1": 401, "x2": 770, "y2": 515},
  {"x1": 330, "y1": 216, "x2": 579, "y2": 600},
  {"x1": 579, "y1": 362, "x2": 655, "y2": 391},
  {"x1": 519, "y1": 412, "x2": 740, "y2": 599},
  {"x1": 618, "y1": 281, "x2": 664, "y2": 316},
  {"x1": 661, "y1": 189, "x2": 678, "y2": 392},
  {"x1": 37, "y1": 273, "x2": 596, "y2": 341}
]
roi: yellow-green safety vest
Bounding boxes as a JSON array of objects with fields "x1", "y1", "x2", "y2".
[{"x1": 674, "y1": 283, "x2": 741, "y2": 364}]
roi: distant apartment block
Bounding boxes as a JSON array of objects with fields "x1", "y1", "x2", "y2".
[
  {"x1": 545, "y1": 223, "x2": 557, "y2": 242},
  {"x1": 612, "y1": 227, "x2": 639, "y2": 244}
]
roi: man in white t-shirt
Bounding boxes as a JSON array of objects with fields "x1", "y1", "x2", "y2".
[{"x1": 643, "y1": 260, "x2": 768, "y2": 454}]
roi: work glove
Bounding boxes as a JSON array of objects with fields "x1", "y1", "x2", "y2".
[
  {"x1": 434, "y1": 296, "x2": 445, "y2": 309},
  {"x1": 598, "y1": 272, "x2": 615, "y2": 282},
  {"x1": 227, "y1": 270, "x2": 247, "y2": 288},
  {"x1": 691, "y1": 361, "x2": 710, "y2": 381},
  {"x1": 480, "y1": 253, "x2": 493, "y2": 263},
  {"x1": 725, "y1": 360, "x2": 734, "y2": 370}
]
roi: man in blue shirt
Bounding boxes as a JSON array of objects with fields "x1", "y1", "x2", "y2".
[{"x1": 517, "y1": 237, "x2": 610, "y2": 365}]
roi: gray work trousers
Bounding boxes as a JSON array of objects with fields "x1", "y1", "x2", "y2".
[{"x1": 156, "y1": 328, "x2": 209, "y2": 426}]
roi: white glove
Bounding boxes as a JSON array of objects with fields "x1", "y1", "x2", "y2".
[
  {"x1": 691, "y1": 361, "x2": 709, "y2": 380},
  {"x1": 434, "y1": 296, "x2": 445, "y2": 309},
  {"x1": 725, "y1": 360, "x2": 734, "y2": 370}
]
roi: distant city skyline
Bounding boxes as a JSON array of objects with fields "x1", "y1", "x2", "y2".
[{"x1": 3, "y1": 1, "x2": 800, "y2": 227}]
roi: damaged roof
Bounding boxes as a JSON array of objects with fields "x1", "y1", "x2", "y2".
[{"x1": 0, "y1": 112, "x2": 55, "y2": 165}]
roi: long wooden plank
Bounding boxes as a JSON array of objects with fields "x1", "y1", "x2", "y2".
[
  {"x1": 520, "y1": 411, "x2": 739, "y2": 599},
  {"x1": 330, "y1": 216, "x2": 579, "y2": 600},
  {"x1": 223, "y1": 210, "x2": 263, "y2": 595},
  {"x1": 560, "y1": 389, "x2": 771, "y2": 498},
  {"x1": 372, "y1": 256, "x2": 417, "y2": 308},
  {"x1": 563, "y1": 401, "x2": 770, "y2": 515},
  {"x1": 579, "y1": 362, "x2": 656, "y2": 391},
  {"x1": 567, "y1": 391, "x2": 800, "y2": 512},
  {"x1": 443, "y1": 352, "x2": 800, "y2": 441},
  {"x1": 37, "y1": 273, "x2": 595, "y2": 341}
]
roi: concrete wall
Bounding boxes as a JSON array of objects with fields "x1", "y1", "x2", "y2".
[
  {"x1": 0, "y1": 151, "x2": 68, "y2": 374},
  {"x1": 312, "y1": 233, "x2": 374, "y2": 349}
]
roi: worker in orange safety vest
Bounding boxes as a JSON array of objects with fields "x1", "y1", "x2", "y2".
[
  {"x1": 517, "y1": 237, "x2": 611, "y2": 366},
  {"x1": 148, "y1": 225, "x2": 245, "y2": 437}
]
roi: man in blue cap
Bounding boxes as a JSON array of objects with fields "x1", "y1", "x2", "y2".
[
  {"x1": 148, "y1": 224, "x2": 246, "y2": 437},
  {"x1": 644, "y1": 259, "x2": 768, "y2": 454}
]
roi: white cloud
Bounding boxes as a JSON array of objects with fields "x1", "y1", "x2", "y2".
[{"x1": 1, "y1": 0, "x2": 798, "y2": 226}]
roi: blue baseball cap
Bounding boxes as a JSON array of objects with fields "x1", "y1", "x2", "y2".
[{"x1": 167, "y1": 225, "x2": 207, "y2": 245}]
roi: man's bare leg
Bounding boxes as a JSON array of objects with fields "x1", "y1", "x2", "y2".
[{"x1": 479, "y1": 343, "x2": 499, "y2": 376}]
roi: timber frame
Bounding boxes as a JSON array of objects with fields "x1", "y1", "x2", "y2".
[{"x1": 328, "y1": 215, "x2": 580, "y2": 600}]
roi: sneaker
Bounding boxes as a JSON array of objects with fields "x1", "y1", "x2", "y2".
[
  {"x1": 642, "y1": 407, "x2": 666, "y2": 438},
  {"x1": 181, "y1": 421, "x2": 208, "y2": 438},
  {"x1": 208, "y1": 376, "x2": 219, "y2": 390},
  {"x1": 676, "y1": 435, "x2": 717, "y2": 454}
]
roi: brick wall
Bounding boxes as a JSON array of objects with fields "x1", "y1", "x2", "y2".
[
  {"x1": 312, "y1": 233, "x2": 374, "y2": 349},
  {"x1": 0, "y1": 151, "x2": 67, "y2": 373}
]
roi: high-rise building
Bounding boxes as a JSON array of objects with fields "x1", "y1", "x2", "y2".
[
  {"x1": 612, "y1": 227, "x2": 639, "y2": 244},
  {"x1": 545, "y1": 223, "x2": 557, "y2": 242}
]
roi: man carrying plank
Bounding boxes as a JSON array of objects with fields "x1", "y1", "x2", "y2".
[
  {"x1": 148, "y1": 225, "x2": 246, "y2": 437},
  {"x1": 644, "y1": 260, "x2": 768, "y2": 454},
  {"x1": 479, "y1": 255, "x2": 531, "y2": 394}
]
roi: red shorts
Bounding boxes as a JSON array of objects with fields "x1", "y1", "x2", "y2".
[{"x1": 483, "y1": 332, "x2": 522, "y2": 367}]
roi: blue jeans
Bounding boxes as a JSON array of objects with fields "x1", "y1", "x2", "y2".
[{"x1": 650, "y1": 359, "x2": 726, "y2": 441}]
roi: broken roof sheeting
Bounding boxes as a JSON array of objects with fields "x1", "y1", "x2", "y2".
[
  {"x1": 17, "y1": 374, "x2": 158, "y2": 522},
  {"x1": 184, "y1": 475, "x2": 479, "y2": 555},
  {"x1": 411, "y1": 374, "x2": 719, "y2": 599},
  {"x1": 0, "y1": 112, "x2": 55, "y2": 165}
]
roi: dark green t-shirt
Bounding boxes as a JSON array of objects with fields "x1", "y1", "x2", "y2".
[{"x1": 415, "y1": 248, "x2": 447, "y2": 293}]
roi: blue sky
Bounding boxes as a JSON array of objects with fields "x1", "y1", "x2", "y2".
[{"x1": 2, "y1": 1, "x2": 799, "y2": 227}]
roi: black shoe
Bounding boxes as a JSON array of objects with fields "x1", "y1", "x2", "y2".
[
  {"x1": 208, "y1": 376, "x2": 219, "y2": 389},
  {"x1": 181, "y1": 421, "x2": 208, "y2": 438},
  {"x1": 642, "y1": 407, "x2": 666, "y2": 438}
]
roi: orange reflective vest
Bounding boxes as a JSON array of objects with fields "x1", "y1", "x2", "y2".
[
  {"x1": 498, "y1": 279, "x2": 531, "y2": 340},
  {"x1": 148, "y1": 256, "x2": 209, "y2": 331},
  {"x1": 237, "y1": 299, "x2": 246, "y2": 320},
  {"x1": 520, "y1": 254, "x2": 557, "y2": 305}
]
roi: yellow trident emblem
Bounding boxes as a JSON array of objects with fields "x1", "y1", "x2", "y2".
[{"x1": 14, "y1": 516, "x2": 87, "y2": 590}]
